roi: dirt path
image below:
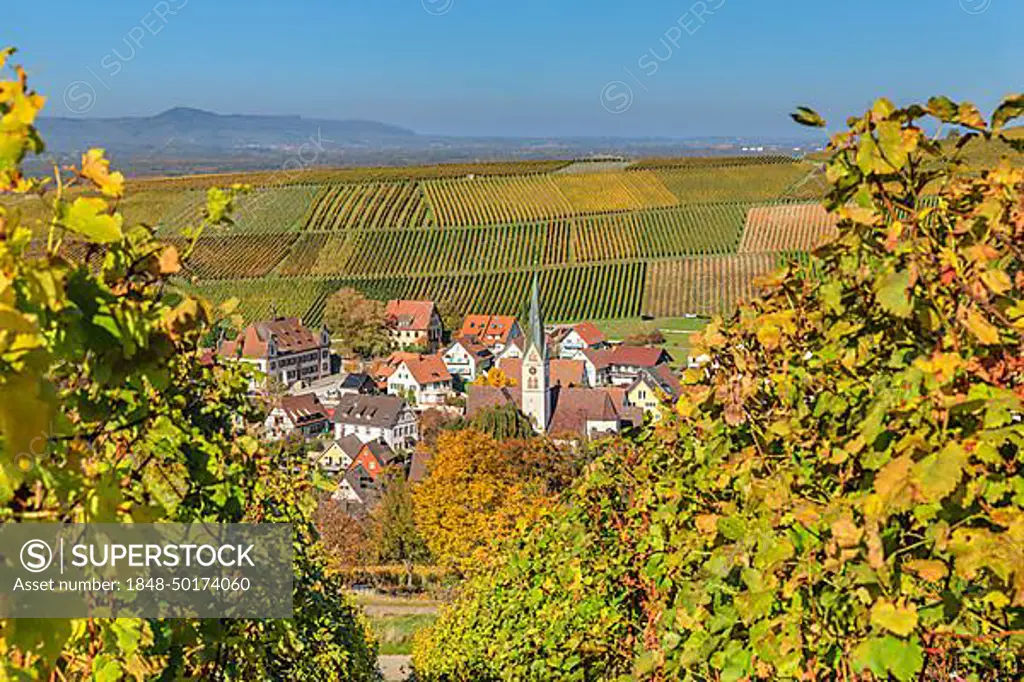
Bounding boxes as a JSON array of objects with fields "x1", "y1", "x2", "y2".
[
  {"x1": 379, "y1": 655, "x2": 413, "y2": 682},
  {"x1": 349, "y1": 594, "x2": 442, "y2": 681}
]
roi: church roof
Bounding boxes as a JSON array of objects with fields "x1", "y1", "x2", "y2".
[{"x1": 525, "y1": 275, "x2": 545, "y2": 358}]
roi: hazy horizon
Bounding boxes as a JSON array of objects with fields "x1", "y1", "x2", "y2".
[{"x1": 5, "y1": 0, "x2": 1020, "y2": 139}]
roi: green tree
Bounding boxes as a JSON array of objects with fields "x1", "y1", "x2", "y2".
[
  {"x1": 0, "y1": 49, "x2": 377, "y2": 680},
  {"x1": 324, "y1": 286, "x2": 391, "y2": 358},
  {"x1": 414, "y1": 95, "x2": 1024, "y2": 680},
  {"x1": 470, "y1": 403, "x2": 534, "y2": 441},
  {"x1": 368, "y1": 470, "x2": 431, "y2": 585}
]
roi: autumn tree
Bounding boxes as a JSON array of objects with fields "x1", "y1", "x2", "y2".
[
  {"x1": 316, "y1": 497, "x2": 374, "y2": 568},
  {"x1": 413, "y1": 429, "x2": 552, "y2": 572},
  {"x1": 472, "y1": 366, "x2": 517, "y2": 387},
  {"x1": 469, "y1": 403, "x2": 534, "y2": 441},
  {"x1": 323, "y1": 287, "x2": 391, "y2": 358},
  {"x1": 367, "y1": 470, "x2": 431, "y2": 584}
]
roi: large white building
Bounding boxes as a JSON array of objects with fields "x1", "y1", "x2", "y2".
[
  {"x1": 219, "y1": 317, "x2": 330, "y2": 388},
  {"x1": 332, "y1": 394, "x2": 418, "y2": 450}
]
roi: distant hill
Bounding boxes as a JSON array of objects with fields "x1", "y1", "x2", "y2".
[
  {"x1": 36, "y1": 107, "x2": 418, "y2": 155},
  {"x1": 30, "y1": 107, "x2": 822, "y2": 176}
]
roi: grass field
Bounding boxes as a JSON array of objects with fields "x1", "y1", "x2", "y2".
[
  {"x1": 352, "y1": 593, "x2": 441, "y2": 656},
  {"x1": 597, "y1": 316, "x2": 708, "y2": 365},
  {"x1": 369, "y1": 614, "x2": 437, "y2": 655}
]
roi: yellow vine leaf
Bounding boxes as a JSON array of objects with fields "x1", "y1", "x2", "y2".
[
  {"x1": 80, "y1": 148, "x2": 125, "y2": 198},
  {"x1": 870, "y1": 599, "x2": 918, "y2": 637}
]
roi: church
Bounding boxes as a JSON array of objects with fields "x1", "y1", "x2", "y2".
[{"x1": 467, "y1": 278, "x2": 642, "y2": 439}]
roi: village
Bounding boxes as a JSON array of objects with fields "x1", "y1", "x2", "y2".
[{"x1": 214, "y1": 281, "x2": 687, "y2": 515}]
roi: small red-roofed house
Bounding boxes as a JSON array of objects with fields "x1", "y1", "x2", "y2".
[
  {"x1": 458, "y1": 314, "x2": 522, "y2": 352},
  {"x1": 387, "y1": 354, "x2": 454, "y2": 407},
  {"x1": 385, "y1": 300, "x2": 443, "y2": 352},
  {"x1": 604, "y1": 346, "x2": 673, "y2": 386},
  {"x1": 554, "y1": 322, "x2": 609, "y2": 358}
]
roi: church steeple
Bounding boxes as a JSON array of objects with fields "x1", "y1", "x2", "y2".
[
  {"x1": 521, "y1": 274, "x2": 550, "y2": 433},
  {"x1": 526, "y1": 274, "x2": 546, "y2": 359}
]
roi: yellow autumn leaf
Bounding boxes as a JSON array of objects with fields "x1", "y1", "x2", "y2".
[
  {"x1": 904, "y1": 559, "x2": 947, "y2": 583},
  {"x1": 980, "y1": 269, "x2": 1012, "y2": 295},
  {"x1": 870, "y1": 599, "x2": 918, "y2": 637},
  {"x1": 831, "y1": 515, "x2": 863, "y2": 548},
  {"x1": 157, "y1": 245, "x2": 181, "y2": 274},
  {"x1": 961, "y1": 308, "x2": 1000, "y2": 345},
  {"x1": 81, "y1": 148, "x2": 125, "y2": 198}
]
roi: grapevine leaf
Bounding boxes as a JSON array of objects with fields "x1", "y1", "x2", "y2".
[
  {"x1": 870, "y1": 599, "x2": 918, "y2": 636},
  {"x1": 61, "y1": 197, "x2": 123, "y2": 243},
  {"x1": 992, "y1": 93, "x2": 1024, "y2": 130},
  {"x1": 912, "y1": 442, "x2": 967, "y2": 504},
  {"x1": 791, "y1": 107, "x2": 825, "y2": 128},
  {"x1": 875, "y1": 268, "x2": 913, "y2": 318},
  {"x1": 80, "y1": 148, "x2": 124, "y2": 198},
  {"x1": 962, "y1": 308, "x2": 1000, "y2": 345},
  {"x1": 904, "y1": 559, "x2": 947, "y2": 583}
]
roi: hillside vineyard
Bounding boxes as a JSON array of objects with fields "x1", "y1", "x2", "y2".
[{"x1": 36, "y1": 156, "x2": 841, "y2": 324}]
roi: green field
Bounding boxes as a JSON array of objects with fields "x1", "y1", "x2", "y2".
[{"x1": 597, "y1": 316, "x2": 708, "y2": 366}]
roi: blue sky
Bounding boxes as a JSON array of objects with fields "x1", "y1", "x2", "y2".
[{"x1": 4, "y1": 0, "x2": 1020, "y2": 137}]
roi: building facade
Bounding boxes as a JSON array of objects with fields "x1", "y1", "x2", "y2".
[{"x1": 219, "y1": 317, "x2": 331, "y2": 388}]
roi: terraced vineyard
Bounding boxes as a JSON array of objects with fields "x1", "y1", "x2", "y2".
[
  {"x1": 627, "y1": 154, "x2": 799, "y2": 171},
  {"x1": 657, "y1": 163, "x2": 812, "y2": 204},
  {"x1": 122, "y1": 156, "x2": 842, "y2": 323},
  {"x1": 740, "y1": 203, "x2": 838, "y2": 253},
  {"x1": 158, "y1": 185, "x2": 318, "y2": 235},
  {"x1": 642, "y1": 254, "x2": 778, "y2": 317},
  {"x1": 305, "y1": 182, "x2": 433, "y2": 230}
]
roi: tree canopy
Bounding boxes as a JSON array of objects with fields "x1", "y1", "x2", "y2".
[{"x1": 323, "y1": 286, "x2": 391, "y2": 358}]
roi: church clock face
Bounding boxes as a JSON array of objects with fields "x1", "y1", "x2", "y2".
[{"x1": 529, "y1": 367, "x2": 537, "y2": 376}]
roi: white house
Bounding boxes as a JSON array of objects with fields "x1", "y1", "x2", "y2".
[
  {"x1": 387, "y1": 355, "x2": 453, "y2": 407},
  {"x1": 554, "y1": 322, "x2": 608, "y2": 359},
  {"x1": 332, "y1": 394, "x2": 418, "y2": 449},
  {"x1": 441, "y1": 339, "x2": 493, "y2": 382},
  {"x1": 604, "y1": 347, "x2": 673, "y2": 387}
]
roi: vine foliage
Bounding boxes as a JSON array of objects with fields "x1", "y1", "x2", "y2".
[
  {"x1": 0, "y1": 48, "x2": 377, "y2": 680},
  {"x1": 414, "y1": 95, "x2": 1024, "y2": 680}
]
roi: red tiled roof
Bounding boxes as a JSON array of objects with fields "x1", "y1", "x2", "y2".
[
  {"x1": 551, "y1": 359, "x2": 586, "y2": 387},
  {"x1": 220, "y1": 317, "x2": 322, "y2": 359},
  {"x1": 572, "y1": 322, "x2": 606, "y2": 346},
  {"x1": 371, "y1": 352, "x2": 425, "y2": 381},
  {"x1": 582, "y1": 348, "x2": 614, "y2": 370},
  {"x1": 447, "y1": 338, "x2": 493, "y2": 361},
  {"x1": 459, "y1": 315, "x2": 519, "y2": 345},
  {"x1": 386, "y1": 300, "x2": 436, "y2": 331},
  {"x1": 497, "y1": 358, "x2": 585, "y2": 387},
  {"x1": 402, "y1": 355, "x2": 452, "y2": 385},
  {"x1": 548, "y1": 387, "x2": 622, "y2": 437},
  {"x1": 466, "y1": 384, "x2": 628, "y2": 439},
  {"x1": 466, "y1": 385, "x2": 520, "y2": 417},
  {"x1": 459, "y1": 315, "x2": 491, "y2": 338},
  {"x1": 608, "y1": 346, "x2": 671, "y2": 368}
]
